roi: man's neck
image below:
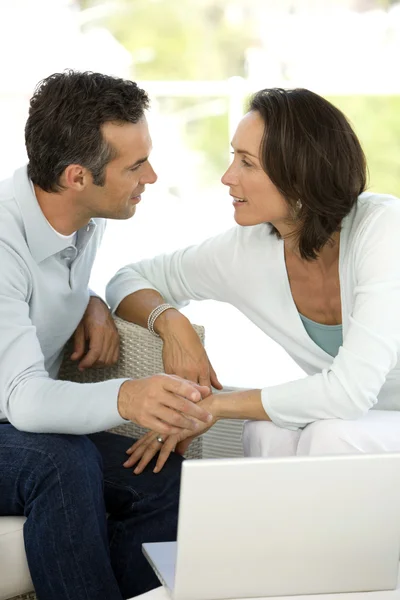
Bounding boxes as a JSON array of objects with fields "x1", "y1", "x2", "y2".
[{"x1": 34, "y1": 184, "x2": 90, "y2": 235}]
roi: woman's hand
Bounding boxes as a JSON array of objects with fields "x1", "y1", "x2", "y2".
[
  {"x1": 157, "y1": 312, "x2": 223, "y2": 391},
  {"x1": 124, "y1": 395, "x2": 219, "y2": 474}
]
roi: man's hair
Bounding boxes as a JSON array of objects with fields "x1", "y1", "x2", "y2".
[
  {"x1": 25, "y1": 70, "x2": 150, "y2": 192},
  {"x1": 249, "y1": 88, "x2": 367, "y2": 260}
]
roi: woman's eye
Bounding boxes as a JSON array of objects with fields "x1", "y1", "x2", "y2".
[{"x1": 230, "y1": 151, "x2": 252, "y2": 168}]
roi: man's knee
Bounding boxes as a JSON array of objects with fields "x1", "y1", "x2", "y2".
[
  {"x1": 27, "y1": 433, "x2": 103, "y2": 490},
  {"x1": 297, "y1": 419, "x2": 367, "y2": 456}
]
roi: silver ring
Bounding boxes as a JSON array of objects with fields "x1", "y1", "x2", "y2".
[{"x1": 157, "y1": 436, "x2": 164, "y2": 444}]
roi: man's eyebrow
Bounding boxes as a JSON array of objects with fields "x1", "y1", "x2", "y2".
[
  {"x1": 230, "y1": 145, "x2": 259, "y2": 160},
  {"x1": 125, "y1": 157, "x2": 149, "y2": 170}
]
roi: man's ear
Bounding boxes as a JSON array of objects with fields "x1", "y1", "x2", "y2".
[{"x1": 61, "y1": 164, "x2": 90, "y2": 191}]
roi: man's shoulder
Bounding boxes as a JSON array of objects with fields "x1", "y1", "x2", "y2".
[
  {"x1": 0, "y1": 175, "x2": 26, "y2": 254},
  {"x1": 0, "y1": 174, "x2": 16, "y2": 206}
]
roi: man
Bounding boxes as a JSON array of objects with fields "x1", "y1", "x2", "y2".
[{"x1": 0, "y1": 70, "x2": 211, "y2": 600}]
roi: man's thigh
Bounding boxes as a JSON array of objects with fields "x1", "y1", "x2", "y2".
[
  {"x1": 0, "y1": 423, "x2": 101, "y2": 516},
  {"x1": 88, "y1": 432, "x2": 183, "y2": 516}
]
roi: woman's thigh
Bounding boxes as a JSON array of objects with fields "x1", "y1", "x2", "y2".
[
  {"x1": 297, "y1": 410, "x2": 400, "y2": 455},
  {"x1": 243, "y1": 411, "x2": 400, "y2": 457}
]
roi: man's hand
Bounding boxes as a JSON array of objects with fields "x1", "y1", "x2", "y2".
[
  {"x1": 117, "y1": 374, "x2": 212, "y2": 437},
  {"x1": 71, "y1": 296, "x2": 119, "y2": 371},
  {"x1": 123, "y1": 395, "x2": 218, "y2": 474},
  {"x1": 157, "y1": 311, "x2": 223, "y2": 390}
]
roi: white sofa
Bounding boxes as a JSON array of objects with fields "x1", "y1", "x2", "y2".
[{"x1": 0, "y1": 318, "x2": 244, "y2": 600}]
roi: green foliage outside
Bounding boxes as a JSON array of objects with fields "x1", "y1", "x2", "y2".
[
  {"x1": 80, "y1": 0, "x2": 400, "y2": 196},
  {"x1": 328, "y1": 96, "x2": 400, "y2": 197}
]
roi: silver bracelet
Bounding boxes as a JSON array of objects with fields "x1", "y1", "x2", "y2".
[{"x1": 147, "y1": 303, "x2": 175, "y2": 337}]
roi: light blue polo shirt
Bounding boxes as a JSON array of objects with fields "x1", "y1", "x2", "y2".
[{"x1": 0, "y1": 166, "x2": 126, "y2": 433}]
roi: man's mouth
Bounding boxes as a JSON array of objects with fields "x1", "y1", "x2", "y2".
[{"x1": 130, "y1": 189, "x2": 145, "y2": 202}]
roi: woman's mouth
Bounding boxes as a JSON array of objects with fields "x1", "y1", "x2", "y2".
[{"x1": 232, "y1": 196, "x2": 247, "y2": 206}]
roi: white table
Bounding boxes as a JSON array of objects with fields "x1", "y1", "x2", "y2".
[{"x1": 131, "y1": 573, "x2": 400, "y2": 600}]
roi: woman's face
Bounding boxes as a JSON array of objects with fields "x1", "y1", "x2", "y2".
[{"x1": 221, "y1": 111, "x2": 291, "y2": 228}]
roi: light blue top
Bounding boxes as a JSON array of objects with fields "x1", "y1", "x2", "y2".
[
  {"x1": 299, "y1": 313, "x2": 343, "y2": 357},
  {"x1": 0, "y1": 166, "x2": 127, "y2": 433}
]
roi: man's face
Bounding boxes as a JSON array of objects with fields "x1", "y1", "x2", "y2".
[{"x1": 86, "y1": 117, "x2": 157, "y2": 220}]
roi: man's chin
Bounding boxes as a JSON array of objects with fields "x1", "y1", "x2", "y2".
[
  {"x1": 122, "y1": 205, "x2": 137, "y2": 220},
  {"x1": 103, "y1": 205, "x2": 137, "y2": 221}
]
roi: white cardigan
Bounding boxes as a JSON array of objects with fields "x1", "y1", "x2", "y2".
[{"x1": 106, "y1": 192, "x2": 400, "y2": 430}]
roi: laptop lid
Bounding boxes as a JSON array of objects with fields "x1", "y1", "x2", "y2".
[{"x1": 169, "y1": 454, "x2": 400, "y2": 600}]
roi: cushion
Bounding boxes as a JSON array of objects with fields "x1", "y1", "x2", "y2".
[{"x1": 0, "y1": 517, "x2": 34, "y2": 599}]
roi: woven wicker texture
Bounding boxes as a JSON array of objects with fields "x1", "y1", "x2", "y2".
[{"x1": 58, "y1": 316, "x2": 205, "y2": 459}]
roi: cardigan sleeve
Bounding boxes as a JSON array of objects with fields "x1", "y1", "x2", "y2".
[
  {"x1": 106, "y1": 227, "x2": 240, "y2": 312},
  {"x1": 262, "y1": 204, "x2": 400, "y2": 429}
]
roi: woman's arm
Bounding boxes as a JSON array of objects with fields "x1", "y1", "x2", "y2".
[
  {"x1": 212, "y1": 389, "x2": 268, "y2": 420},
  {"x1": 118, "y1": 289, "x2": 222, "y2": 388},
  {"x1": 261, "y1": 203, "x2": 400, "y2": 429},
  {"x1": 106, "y1": 229, "x2": 242, "y2": 387},
  {"x1": 106, "y1": 227, "x2": 240, "y2": 313}
]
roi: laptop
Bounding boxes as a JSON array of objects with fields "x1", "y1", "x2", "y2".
[{"x1": 143, "y1": 454, "x2": 400, "y2": 600}]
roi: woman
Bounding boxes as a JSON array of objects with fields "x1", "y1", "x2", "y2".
[{"x1": 106, "y1": 87, "x2": 400, "y2": 474}]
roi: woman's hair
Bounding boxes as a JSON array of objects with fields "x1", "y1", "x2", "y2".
[
  {"x1": 249, "y1": 88, "x2": 367, "y2": 260},
  {"x1": 25, "y1": 70, "x2": 149, "y2": 192}
]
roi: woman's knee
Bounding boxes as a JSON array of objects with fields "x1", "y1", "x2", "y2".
[
  {"x1": 297, "y1": 419, "x2": 367, "y2": 456},
  {"x1": 243, "y1": 420, "x2": 300, "y2": 457}
]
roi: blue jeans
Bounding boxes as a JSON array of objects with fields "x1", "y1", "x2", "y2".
[{"x1": 0, "y1": 425, "x2": 182, "y2": 599}]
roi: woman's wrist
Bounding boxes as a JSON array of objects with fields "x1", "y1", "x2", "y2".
[
  {"x1": 201, "y1": 394, "x2": 222, "y2": 422},
  {"x1": 210, "y1": 389, "x2": 265, "y2": 421},
  {"x1": 154, "y1": 308, "x2": 189, "y2": 338}
]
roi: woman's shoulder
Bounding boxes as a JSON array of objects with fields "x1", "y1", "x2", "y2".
[
  {"x1": 357, "y1": 191, "x2": 400, "y2": 212},
  {"x1": 345, "y1": 192, "x2": 400, "y2": 240}
]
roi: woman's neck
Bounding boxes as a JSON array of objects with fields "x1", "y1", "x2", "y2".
[{"x1": 284, "y1": 231, "x2": 340, "y2": 272}]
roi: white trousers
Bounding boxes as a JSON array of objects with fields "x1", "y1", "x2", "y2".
[{"x1": 243, "y1": 410, "x2": 400, "y2": 457}]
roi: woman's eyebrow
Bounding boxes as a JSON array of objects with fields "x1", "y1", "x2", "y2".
[
  {"x1": 230, "y1": 143, "x2": 258, "y2": 160},
  {"x1": 234, "y1": 148, "x2": 259, "y2": 160}
]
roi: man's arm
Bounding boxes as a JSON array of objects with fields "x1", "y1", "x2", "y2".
[{"x1": 0, "y1": 247, "x2": 211, "y2": 435}]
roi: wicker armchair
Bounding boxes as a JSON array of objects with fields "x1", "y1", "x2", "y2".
[{"x1": 5, "y1": 317, "x2": 204, "y2": 600}]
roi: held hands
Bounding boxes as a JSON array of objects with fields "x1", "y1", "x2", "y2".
[
  {"x1": 117, "y1": 374, "x2": 212, "y2": 437},
  {"x1": 120, "y1": 311, "x2": 222, "y2": 474},
  {"x1": 123, "y1": 395, "x2": 218, "y2": 474}
]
